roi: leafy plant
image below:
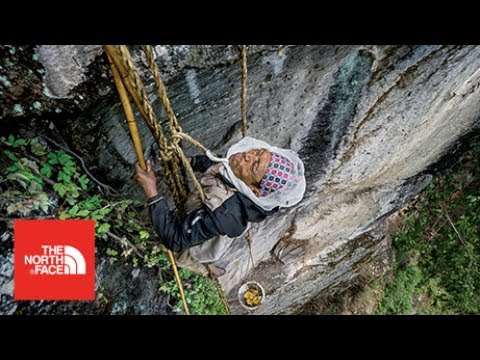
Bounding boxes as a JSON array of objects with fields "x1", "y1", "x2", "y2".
[
  {"x1": 159, "y1": 268, "x2": 227, "y2": 315},
  {"x1": 1, "y1": 134, "x2": 224, "y2": 315},
  {"x1": 377, "y1": 145, "x2": 480, "y2": 314}
]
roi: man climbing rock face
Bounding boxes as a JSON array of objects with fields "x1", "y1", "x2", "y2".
[{"x1": 134, "y1": 137, "x2": 306, "y2": 277}]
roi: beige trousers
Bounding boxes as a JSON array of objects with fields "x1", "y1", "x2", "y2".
[{"x1": 174, "y1": 249, "x2": 209, "y2": 277}]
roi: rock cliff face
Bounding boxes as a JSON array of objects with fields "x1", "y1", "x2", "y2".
[{"x1": 1, "y1": 45, "x2": 479, "y2": 314}]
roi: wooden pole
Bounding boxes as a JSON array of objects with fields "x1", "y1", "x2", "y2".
[{"x1": 106, "y1": 52, "x2": 146, "y2": 170}]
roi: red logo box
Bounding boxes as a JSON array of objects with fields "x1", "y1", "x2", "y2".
[{"x1": 14, "y1": 220, "x2": 95, "y2": 300}]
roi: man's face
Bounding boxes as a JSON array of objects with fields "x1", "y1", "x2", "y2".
[{"x1": 228, "y1": 148, "x2": 272, "y2": 196}]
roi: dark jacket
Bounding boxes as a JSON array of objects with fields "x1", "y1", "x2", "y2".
[{"x1": 148, "y1": 155, "x2": 277, "y2": 255}]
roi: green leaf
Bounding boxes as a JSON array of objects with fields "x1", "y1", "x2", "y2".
[
  {"x1": 7, "y1": 134, "x2": 14, "y2": 145},
  {"x1": 6, "y1": 165, "x2": 18, "y2": 173},
  {"x1": 106, "y1": 247, "x2": 118, "y2": 256},
  {"x1": 90, "y1": 211, "x2": 104, "y2": 221},
  {"x1": 78, "y1": 174, "x2": 90, "y2": 190},
  {"x1": 30, "y1": 138, "x2": 47, "y2": 156},
  {"x1": 40, "y1": 163, "x2": 52, "y2": 178},
  {"x1": 48, "y1": 152, "x2": 59, "y2": 165},
  {"x1": 13, "y1": 138, "x2": 27, "y2": 148},
  {"x1": 64, "y1": 160, "x2": 75, "y2": 169},
  {"x1": 33, "y1": 176, "x2": 43, "y2": 185},
  {"x1": 58, "y1": 153, "x2": 72, "y2": 165},
  {"x1": 4, "y1": 150, "x2": 18, "y2": 162},
  {"x1": 59, "y1": 212, "x2": 71, "y2": 220},
  {"x1": 57, "y1": 171, "x2": 71, "y2": 183},
  {"x1": 77, "y1": 209, "x2": 90, "y2": 217},
  {"x1": 53, "y1": 183, "x2": 67, "y2": 197},
  {"x1": 82, "y1": 196, "x2": 101, "y2": 209},
  {"x1": 63, "y1": 165, "x2": 76, "y2": 176},
  {"x1": 69, "y1": 205, "x2": 79, "y2": 216},
  {"x1": 70, "y1": 188, "x2": 80, "y2": 198},
  {"x1": 97, "y1": 223, "x2": 111, "y2": 234},
  {"x1": 139, "y1": 230, "x2": 150, "y2": 239}
]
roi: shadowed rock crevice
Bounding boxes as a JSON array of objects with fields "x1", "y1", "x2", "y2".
[{"x1": 300, "y1": 50, "x2": 373, "y2": 186}]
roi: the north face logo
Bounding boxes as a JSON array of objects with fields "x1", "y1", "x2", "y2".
[
  {"x1": 14, "y1": 220, "x2": 95, "y2": 300},
  {"x1": 25, "y1": 245, "x2": 87, "y2": 275}
]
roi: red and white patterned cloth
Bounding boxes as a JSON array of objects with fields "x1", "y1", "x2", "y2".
[{"x1": 259, "y1": 152, "x2": 297, "y2": 197}]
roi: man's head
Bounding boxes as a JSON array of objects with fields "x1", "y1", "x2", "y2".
[
  {"x1": 209, "y1": 136, "x2": 305, "y2": 210},
  {"x1": 229, "y1": 148, "x2": 272, "y2": 197},
  {"x1": 228, "y1": 148, "x2": 297, "y2": 198}
]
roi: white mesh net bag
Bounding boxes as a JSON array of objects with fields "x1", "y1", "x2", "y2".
[{"x1": 207, "y1": 137, "x2": 306, "y2": 211}]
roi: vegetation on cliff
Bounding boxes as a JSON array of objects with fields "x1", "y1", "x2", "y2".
[{"x1": 0, "y1": 134, "x2": 225, "y2": 314}]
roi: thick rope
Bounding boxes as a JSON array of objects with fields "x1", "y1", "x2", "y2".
[
  {"x1": 141, "y1": 45, "x2": 205, "y2": 204},
  {"x1": 141, "y1": 45, "x2": 232, "y2": 313},
  {"x1": 239, "y1": 45, "x2": 255, "y2": 270},
  {"x1": 141, "y1": 45, "x2": 187, "y2": 201},
  {"x1": 105, "y1": 49, "x2": 190, "y2": 315},
  {"x1": 204, "y1": 264, "x2": 232, "y2": 315},
  {"x1": 240, "y1": 45, "x2": 248, "y2": 137},
  {"x1": 143, "y1": 45, "x2": 241, "y2": 314},
  {"x1": 141, "y1": 46, "x2": 182, "y2": 134}
]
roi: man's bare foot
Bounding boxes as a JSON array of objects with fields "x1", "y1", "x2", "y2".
[{"x1": 210, "y1": 265, "x2": 226, "y2": 278}]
